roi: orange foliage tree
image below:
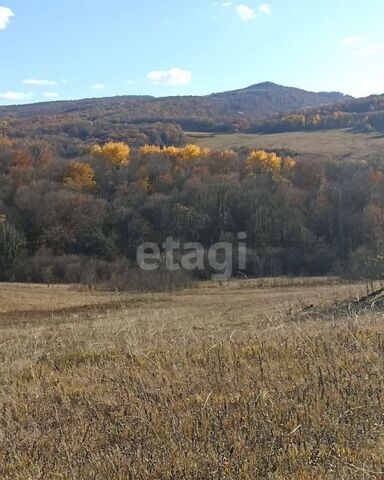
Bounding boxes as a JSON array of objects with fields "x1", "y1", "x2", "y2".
[{"x1": 11, "y1": 150, "x2": 34, "y2": 170}]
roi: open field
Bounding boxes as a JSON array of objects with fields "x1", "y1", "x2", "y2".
[
  {"x1": 1, "y1": 279, "x2": 384, "y2": 479},
  {"x1": 188, "y1": 129, "x2": 384, "y2": 160},
  {"x1": 0, "y1": 277, "x2": 368, "y2": 318},
  {"x1": 0, "y1": 283, "x2": 116, "y2": 314}
]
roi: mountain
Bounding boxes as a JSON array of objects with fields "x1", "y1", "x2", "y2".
[
  {"x1": 0, "y1": 82, "x2": 350, "y2": 124},
  {"x1": 206, "y1": 82, "x2": 350, "y2": 119},
  {"x1": 0, "y1": 83, "x2": 352, "y2": 152}
]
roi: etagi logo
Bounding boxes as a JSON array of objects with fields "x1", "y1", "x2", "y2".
[{"x1": 137, "y1": 233, "x2": 247, "y2": 281}]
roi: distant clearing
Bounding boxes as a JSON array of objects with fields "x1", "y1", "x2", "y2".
[{"x1": 187, "y1": 129, "x2": 384, "y2": 160}]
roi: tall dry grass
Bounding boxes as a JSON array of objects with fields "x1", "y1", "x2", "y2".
[{"x1": 0, "y1": 288, "x2": 383, "y2": 479}]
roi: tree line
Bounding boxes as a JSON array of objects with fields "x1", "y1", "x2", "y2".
[{"x1": 0, "y1": 137, "x2": 383, "y2": 288}]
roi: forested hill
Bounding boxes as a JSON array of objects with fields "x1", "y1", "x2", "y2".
[
  {"x1": 206, "y1": 82, "x2": 350, "y2": 121},
  {"x1": 251, "y1": 92, "x2": 384, "y2": 133},
  {"x1": 0, "y1": 82, "x2": 349, "y2": 130},
  {"x1": 0, "y1": 83, "x2": 351, "y2": 154}
]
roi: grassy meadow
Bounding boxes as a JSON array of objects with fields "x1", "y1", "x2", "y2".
[
  {"x1": 1, "y1": 279, "x2": 384, "y2": 479},
  {"x1": 187, "y1": 129, "x2": 384, "y2": 161}
]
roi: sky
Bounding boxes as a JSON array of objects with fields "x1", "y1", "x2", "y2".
[{"x1": 0, "y1": 0, "x2": 384, "y2": 105}]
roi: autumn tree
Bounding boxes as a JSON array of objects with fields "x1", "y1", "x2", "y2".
[
  {"x1": 0, "y1": 136, "x2": 13, "y2": 147},
  {"x1": 282, "y1": 156, "x2": 297, "y2": 174},
  {"x1": 283, "y1": 114, "x2": 306, "y2": 129},
  {"x1": 163, "y1": 146, "x2": 181, "y2": 158},
  {"x1": 30, "y1": 142, "x2": 53, "y2": 167},
  {"x1": 11, "y1": 149, "x2": 34, "y2": 170},
  {"x1": 139, "y1": 145, "x2": 162, "y2": 157},
  {"x1": 14, "y1": 185, "x2": 106, "y2": 254},
  {"x1": 365, "y1": 205, "x2": 384, "y2": 254},
  {"x1": 207, "y1": 149, "x2": 236, "y2": 175},
  {"x1": 91, "y1": 142, "x2": 131, "y2": 167},
  {"x1": 63, "y1": 162, "x2": 96, "y2": 191},
  {"x1": 246, "y1": 150, "x2": 282, "y2": 178},
  {"x1": 178, "y1": 144, "x2": 206, "y2": 161}
]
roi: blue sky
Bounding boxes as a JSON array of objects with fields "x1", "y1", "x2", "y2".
[{"x1": 0, "y1": 0, "x2": 383, "y2": 105}]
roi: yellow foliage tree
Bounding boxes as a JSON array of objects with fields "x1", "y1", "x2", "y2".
[
  {"x1": 139, "y1": 144, "x2": 209, "y2": 165},
  {"x1": 139, "y1": 144, "x2": 162, "y2": 156},
  {"x1": 137, "y1": 166, "x2": 151, "y2": 192},
  {"x1": 220, "y1": 149, "x2": 236, "y2": 160},
  {"x1": 283, "y1": 114, "x2": 306, "y2": 126},
  {"x1": 331, "y1": 111, "x2": 345, "y2": 120},
  {"x1": 246, "y1": 150, "x2": 282, "y2": 177},
  {"x1": 311, "y1": 114, "x2": 321, "y2": 126},
  {"x1": 164, "y1": 146, "x2": 181, "y2": 158},
  {"x1": 63, "y1": 162, "x2": 96, "y2": 191},
  {"x1": 91, "y1": 142, "x2": 130, "y2": 167},
  {"x1": 282, "y1": 156, "x2": 297, "y2": 173},
  {"x1": 179, "y1": 144, "x2": 202, "y2": 161}
]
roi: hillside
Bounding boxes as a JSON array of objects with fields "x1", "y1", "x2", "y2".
[
  {"x1": 206, "y1": 82, "x2": 349, "y2": 120},
  {"x1": 251, "y1": 92, "x2": 384, "y2": 133},
  {"x1": 0, "y1": 83, "x2": 350, "y2": 153},
  {"x1": 0, "y1": 82, "x2": 349, "y2": 123}
]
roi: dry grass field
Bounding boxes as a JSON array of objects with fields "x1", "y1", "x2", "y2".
[
  {"x1": 1, "y1": 278, "x2": 384, "y2": 479},
  {"x1": 0, "y1": 283, "x2": 117, "y2": 315},
  {"x1": 188, "y1": 129, "x2": 384, "y2": 161}
]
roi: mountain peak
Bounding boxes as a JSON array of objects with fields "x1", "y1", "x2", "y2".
[{"x1": 248, "y1": 82, "x2": 280, "y2": 89}]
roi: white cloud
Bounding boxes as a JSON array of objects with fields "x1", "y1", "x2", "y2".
[
  {"x1": 235, "y1": 4, "x2": 256, "y2": 21},
  {"x1": 341, "y1": 35, "x2": 384, "y2": 57},
  {"x1": 354, "y1": 43, "x2": 384, "y2": 56},
  {"x1": 0, "y1": 6, "x2": 13, "y2": 30},
  {"x1": 91, "y1": 83, "x2": 106, "y2": 90},
  {"x1": 147, "y1": 67, "x2": 192, "y2": 86},
  {"x1": 259, "y1": 4, "x2": 271, "y2": 14},
  {"x1": 212, "y1": 1, "x2": 232, "y2": 5},
  {"x1": 341, "y1": 34, "x2": 365, "y2": 46},
  {"x1": 214, "y1": 2, "x2": 270, "y2": 21},
  {"x1": 23, "y1": 79, "x2": 56, "y2": 86},
  {"x1": 43, "y1": 92, "x2": 59, "y2": 98},
  {"x1": 0, "y1": 91, "x2": 33, "y2": 100},
  {"x1": 126, "y1": 80, "x2": 135, "y2": 85}
]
